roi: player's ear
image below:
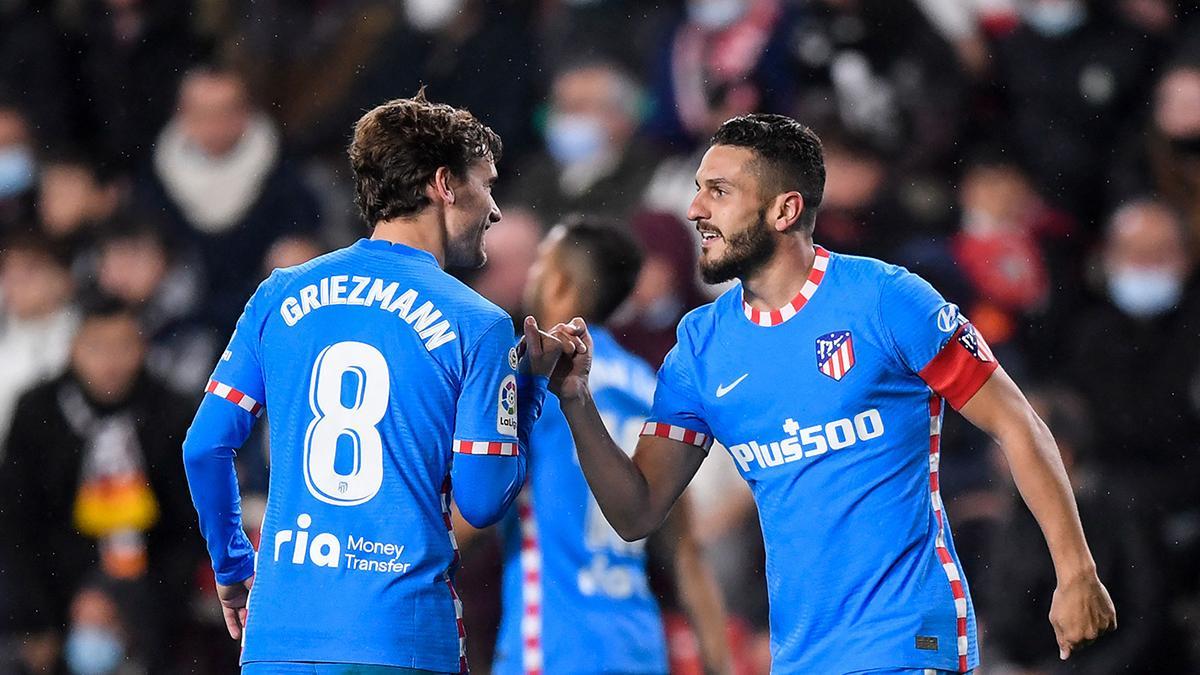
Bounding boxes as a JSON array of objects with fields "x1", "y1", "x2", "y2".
[
  {"x1": 431, "y1": 166, "x2": 456, "y2": 205},
  {"x1": 775, "y1": 192, "x2": 804, "y2": 233}
]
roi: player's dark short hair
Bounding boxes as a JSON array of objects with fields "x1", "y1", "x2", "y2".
[
  {"x1": 349, "y1": 90, "x2": 502, "y2": 228},
  {"x1": 711, "y1": 114, "x2": 825, "y2": 233},
  {"x1": 553, "y1": 215, "x2": 643, "y2": 324}
]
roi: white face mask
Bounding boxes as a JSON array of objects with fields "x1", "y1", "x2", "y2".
[
  {"x1": 1024, "y1": 0, "x2": 1086, "y2": 37},
  {"x1": 1107, "y1": 267, "x2": 1184, "y2": 318},
  {"x1": 404, "y1": 0, "x2": 464, "y2": 32},
  {"x1": 545, "y1": 113, "x2": 608, "y2": 166},
  {"x1": 0, "y1": 145, "x2": 35, "y2": 198},
  {"x1": 687, "y1": 0, "x2": 748, "y2": 30}
]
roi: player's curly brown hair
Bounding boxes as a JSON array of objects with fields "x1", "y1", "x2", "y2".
[{"x1": 349, "y1": 90, "x2": 502, "y2": 228}]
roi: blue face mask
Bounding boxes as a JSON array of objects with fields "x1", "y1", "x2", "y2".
[
  {"x1": 65, "y1": 627, "x2": 125, "y2": 675},
  {"x1": 0, "y1": 146, "x2": 35, "y2": 199},
  {"x1": 1024, "y1": 0, "x2": 1086, "y2": 37},
  {"x1": 1107, "y1": 268, "x2": 1183, "y2": 319},
  {"x1": 545, "y1": 114, "x2": 607, "y2": 167},
  {"x1": 688, "y1": 0, "x2": 748, "y2": 30}
]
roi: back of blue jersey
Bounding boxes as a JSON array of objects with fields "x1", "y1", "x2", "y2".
[
  {"x1": 494, "y1": 328, "x2": 668, "y2": 675},
  {"x1": 209, "y1": 239, "x2": 521, "y2": 671}
]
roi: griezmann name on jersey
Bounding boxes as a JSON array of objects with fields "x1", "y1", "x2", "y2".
[
  {"x1": 197, "y1": 239, "x2": 526, "y2": 671},
  {"x1": 643, "y1": 247, "x2": 996, "y2": 674},
  {"x1": 494, "y1": 327, "x2": 668, "y2": 675}
]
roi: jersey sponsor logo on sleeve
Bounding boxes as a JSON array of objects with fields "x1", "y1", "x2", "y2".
[
  {"x1": 936, "y1": 303, "x2": 967, "y2": 334},
  {"x1": 508, "y1": 346, "x2": 519, "y2": 371},
  {"x1": 497, "y1": 374, "x2": 518, "y2": 437},
  {"x1": 816, "y1": 330, "x2": 855, "y2": 381}
]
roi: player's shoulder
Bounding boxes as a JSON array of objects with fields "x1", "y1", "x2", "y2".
[{"x1": 824, "y1": 248, "x2": 910, "y2": 286}]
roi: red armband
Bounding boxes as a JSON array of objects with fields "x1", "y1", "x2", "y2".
[{"x1": 917, "y1": 323, "x2": 999, "y2": 410}]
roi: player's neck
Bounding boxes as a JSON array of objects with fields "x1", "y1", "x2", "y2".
[
  {"x1": 370, "y1": 215, "x2": 448, "y2": 267},
  {"x1": 741, "y1": 236, "x2": 816, "y2": 310}
]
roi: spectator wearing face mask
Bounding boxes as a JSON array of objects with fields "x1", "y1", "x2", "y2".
[
  {"x1": 138, "y1": 64, "x2": 321, "y2": 331},
  {"x1": 1112, "y1": 61, "x2": 1200, "y2": 248},
  {"x1": 993, "y1": 0, "x2": 1156, "y2": 223},
  {"x1": 1066, "y1": 200, "x2": 1200, "y2": 520},
  {"x1": 0, "y1": 103, "x2": 36, "y2": 230},
  {"x1": 63, "y1": 582, "x2": 141, "y2": 675},
  {"x1": 0, "y1": 233, "x2": 77, "y2": 449},
  {"x1": 0, "y1": 297, "x2": 203, "y2": 673},
  {"x1": 506, "y1": 60, "x2": 657, "y2": 224}
]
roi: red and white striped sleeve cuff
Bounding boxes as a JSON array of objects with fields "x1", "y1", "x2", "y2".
[
  {"x1": 640, "y1": 422, "x2": 714, "y2": 452},
  {"x1": 453, "y1": 440, "x2": 519, "y2": 456},
  {"x1": 205, "y1": 379, "x2": 264, "y2": 417}
]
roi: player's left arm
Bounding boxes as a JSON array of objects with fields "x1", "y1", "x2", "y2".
[
  {"x1": 881, "y1": 269, "x2": 1116, "y2": 660},
  {"x1": 661, "y1": 492, "x2": 732, "y2": 675},
  {"x1": 957, "y1": 369, "x2": 1116, "y2": 660}
]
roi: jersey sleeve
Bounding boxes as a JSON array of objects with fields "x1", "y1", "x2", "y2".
[
  {"x1": 182, "y1": 277, "x2": 274, "y2": 585},
  {"x1": 642, "y1": 340, "x2": 715, "y2": 453},
  {"x1": 879, "y1": 269, "x2": 999, "y2": 410},
  {"x1": 453, "y1": 316, "x2": 526, "y2": 454}
]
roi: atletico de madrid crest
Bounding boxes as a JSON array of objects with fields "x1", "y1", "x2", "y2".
[{"x1": 816, "y1": 330, "x2": 855, "y2": 381}]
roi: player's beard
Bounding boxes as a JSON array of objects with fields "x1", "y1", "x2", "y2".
[
  {"x1": 699, "y1": 207, "x2": 776, "y2": 285},
  {"x1": 445, "y1": 218, "x2": 488, "y2": 269}
]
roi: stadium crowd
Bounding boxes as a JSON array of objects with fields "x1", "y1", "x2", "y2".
[{"x1": 0, "y1": 0, "x2": 1198, "y2": 672}]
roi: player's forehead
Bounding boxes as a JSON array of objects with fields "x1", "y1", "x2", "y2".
[
  {"x1": 465, "y1": 157, "x2": 498, "y2": 182},
  {"x1": 695, "y1": 145, "x2": 758, "y2": 188}
]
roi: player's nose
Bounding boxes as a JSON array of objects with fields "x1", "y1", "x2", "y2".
[{"x1": 686, "y1": 193, "x2": 708, "y2": 223}]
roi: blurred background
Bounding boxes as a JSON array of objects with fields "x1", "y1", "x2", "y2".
[{"x1": 0, "y1": 0, "x2": 1198, "y2": 672}]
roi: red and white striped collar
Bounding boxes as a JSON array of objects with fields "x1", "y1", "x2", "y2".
[{"x1": 741, "y1": 245, "x2": 830, "y2": 327}]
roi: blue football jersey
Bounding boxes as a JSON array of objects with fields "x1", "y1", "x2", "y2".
[
  {"x1": 494, "y1": 328, "x2": 669, "y2": 675},
  {"x1": 205, "y1": 239, "x2": 527, "y2": 671},
  {"x1": 643, "y1": 246, "x2": 997, "y2": 674}
]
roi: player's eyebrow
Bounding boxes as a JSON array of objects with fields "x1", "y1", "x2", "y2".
[{"x1": 697, "y1": 177, "x2": 732, "y2": 189}]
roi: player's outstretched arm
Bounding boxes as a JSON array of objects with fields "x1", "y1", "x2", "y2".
[
  {"x1": 958, "y1": 368, "x2": 1117, "y2": 660},
  {"x1": 550, "y1": 318, "x2": 705, "y2": 541},
  {"x1": 662, "y1": 493, "x2": 733, "y2": 675}
]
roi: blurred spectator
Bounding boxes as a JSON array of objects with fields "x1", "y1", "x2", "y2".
[
  {"x1": 0, "y1": 233, "x2": 77, "y2": 449},
  {"x1": 465, "y1": 206, "x2": 543, "y2": 320},
  {"x1": 984, "y1": 387, "x2": 1173, "y2": 672},
  {"x1": 0, "y1": 1, "x2": 71, "y2": 147},
  {"x1": 785, "y1": 0, "x2": 968, "y2": 171},
  {"x1": 1112, "y1": 62, "x2": 1200, "y2": 245},
  {"x1": 138, "y1": 65, "x2": 320, "y2": 329},
  {"x1": 993, "y1": 0, "x2": 1155, "y2": 223},
  {"x1": 0, "y1": 103, "x2": 36, "y2": 229},
  {"x1": 536, "y1": 0, "x2": 676, "y2": 77},
  {"x1": 1067, "y1": 200, "x2": 1199, "y2": 521},
  {"x1": 644, "y1": 0, "x2": 797, "y2": 147},
  {"x1": 37, "y1": 152, "x2": 125, "y2": 255},
  {"x1": 0, "y1": 298, "x2": 202, "y2": 672},
  {"x1": 261, "y1": 233, "x2": 326, "y2": 274},
  {"x1": 92, "y1": 220, "x2": 216, "y2": 395},
  {"x1": 812, "y1": 130, "x2": 912, "y2": 257},
  {"x1": 506, "y1": 60, "x2": 657, "y2": 224},
  {"x1": 64, "y1": 582, "x2": 141, "y2": 675},
  {"x1": 611, "y1": 211, "x2": 709, "y2": 367},
  {"x1": 68, "y1": 0, "x2": 207, "y2": 168}
]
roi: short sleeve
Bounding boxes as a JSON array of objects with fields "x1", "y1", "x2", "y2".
[
  {"x1": 642, "y1": 342, "x2": 715, "y2": 453},
  {"x1": 453, "y1": 316, "x2": 521, "y2": 457},
  {"x1": 205, "y1": 279, "x2": 270, "y2": 417},
  {"x1": 879, "y1": 269, "x2": 999, "y2": 410}
]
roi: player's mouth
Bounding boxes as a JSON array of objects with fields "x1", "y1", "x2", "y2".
[{"x1": 697, "y1": 224, "x2": 723, "y2": 249}]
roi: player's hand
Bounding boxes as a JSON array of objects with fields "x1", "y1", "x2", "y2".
[
  {"x1": 546, "y1": 317, "x2": 593, "y2": 402},
  {"x1": 1049, "y1": 570, "x2": 1116, "y2": 660},
  {"x1": 520, "y1": 316, "x2": 574, "y2": 378},
  {"x1": 216, "y1": 575, "x2": 255, "y2": 640}
]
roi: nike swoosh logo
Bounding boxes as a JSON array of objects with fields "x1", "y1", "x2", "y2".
[{"x1": 716, "y1": 374, "x2": 749, "y2": 398}]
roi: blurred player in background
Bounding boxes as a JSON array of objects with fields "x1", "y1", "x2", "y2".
[
  {"x1": 479, "y1": 216, "x2": 730, "y2": 675},
  {"x1": 182, "y1": 93, "x2": 567, "y2": 674},
  {"x1": 544, "y1": 114, "x2": 1116, "y2": 674}
]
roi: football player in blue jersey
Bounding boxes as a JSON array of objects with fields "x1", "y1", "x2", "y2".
[
  {"x1": 543, "y1": 114, "x2": 1117, "y2": 674},
  {"x1": 182, "y1": 93, "x2": 573, "y2": 674},
  {"x1": 471, "y1": 216, "x2": 731, "y2": 675}
]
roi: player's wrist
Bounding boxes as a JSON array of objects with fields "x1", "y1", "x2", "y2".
[{"x1": 557, "y1": 383, "x2": 593, "y2": 408}]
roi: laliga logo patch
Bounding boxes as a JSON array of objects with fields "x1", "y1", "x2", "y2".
[
  {"x1": 816, "y1": 330, "x2": 855, "y2": 381},
  {"x1": 497, "y1": 374, "x2": 518, "y2": 437},
  {"x1": 936, "y1": 303, "x2": 966, "y2": 334}
]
